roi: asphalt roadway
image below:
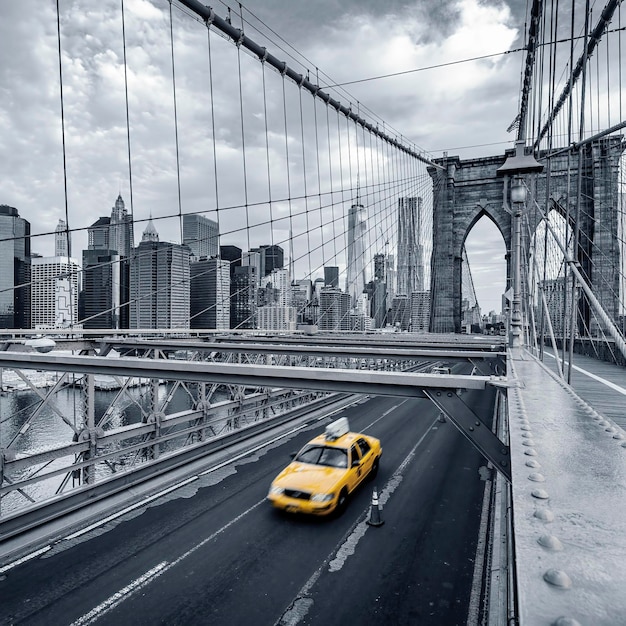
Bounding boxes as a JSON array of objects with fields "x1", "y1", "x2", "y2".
[{"x1": 0, "y1": 383, "x2": 494, "y2": 626}]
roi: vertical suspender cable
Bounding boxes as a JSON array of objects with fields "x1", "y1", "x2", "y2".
[
  {"x1": 168, "y1": 1, "x2": 184, "y2": 247},
  {"x1": 55, "y1": 0, "x2": 74, "y2": 329}
]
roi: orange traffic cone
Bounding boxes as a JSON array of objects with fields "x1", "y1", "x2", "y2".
[{"x1": 366, "y1": 487, "x2": 384, "y2": 527}]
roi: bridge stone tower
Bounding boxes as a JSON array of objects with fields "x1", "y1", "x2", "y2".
[{"x1": 428, "y1": 137, "x2": 624, "y2": 334}]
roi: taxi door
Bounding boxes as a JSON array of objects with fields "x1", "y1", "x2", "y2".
[
  {"x1": 346, "y1": 444, "x2": 364, "y2": 492},
  {"x1": 356, "y1": 438, "x2": 374, "y2": 477}
]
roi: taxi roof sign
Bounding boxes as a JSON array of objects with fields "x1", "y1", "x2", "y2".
[{"x1": 325, "y1": 417, "x2": 350, "y2": 441}]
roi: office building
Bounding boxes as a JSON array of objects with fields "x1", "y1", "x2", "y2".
[
  {"x1": 81, "y1": 249, "x2": 121, "y2": 329},
  {"x1": 88, "y1": 216, "x2": 111, "y2": 250},
  {"x1": 183, "y1": 214, "x2": 219, "y2": 260},
  {"x1": 324, "y1": 266, "x2": 339, "y2": 288},
  {"x1": 190, "y1": 257, "x2": 230, "y2": 329},
  {"x1": 129, "y1": 219, "x2": 190, "y2": 329},
  {"x1": 0, "y1": 205, "x2": 31, "y2": 328}
]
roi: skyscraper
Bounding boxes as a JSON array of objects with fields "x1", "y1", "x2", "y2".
[
  {"x1": 109, "y1": 194, "x2": 134, "y2": 259},
  {"x1": 396, "y1": 197, "x2": 424, "y2": 296},
  {"x1": 55, "y1": 219, "x2": 69, "y2": 257},
  {"x1": 183, "y1": 214, "x2": 219, "y2": 260},
  {"x1": 129, "y1": 219, "x2": 190, "y2": 329},
  {"x1": 346, "y1": 202, "x2": 367, "y2": 306},
  {"x1": 249, "y1": 244, "x2": 285, "y2": 280},
  {"x1": 318, "y1": 287, "x2": 351, "y2": 331},
  {"x1": 81, "y1": 248, "x2": 121, "y2": 329},
  {"x1": 0, "y1": 205, "x2": 30, "y2": 328},
  {"x1": 231, "y1": 265, "x2": 257, "y2": 329}
]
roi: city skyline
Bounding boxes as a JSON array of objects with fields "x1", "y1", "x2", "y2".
[{"x1": 1, "y1": 1, "x2": 529, "y2": 317}]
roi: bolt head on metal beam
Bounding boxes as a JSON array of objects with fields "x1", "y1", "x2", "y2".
[{"x1": 497, "y1": 140, "x2": 544, "y2": 176}]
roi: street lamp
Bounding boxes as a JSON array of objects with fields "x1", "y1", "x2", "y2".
[{"x1": 497, "y1": 140, "x2": 543, "y2": 351}]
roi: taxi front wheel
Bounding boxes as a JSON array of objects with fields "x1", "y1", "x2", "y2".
[{"x1": 335, "y1": 489, "x2": 348, "y2": 516}]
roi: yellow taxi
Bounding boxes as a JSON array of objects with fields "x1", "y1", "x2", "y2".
[{"x1": 267, "y1": 417, "x2": 382, "y2": 516}]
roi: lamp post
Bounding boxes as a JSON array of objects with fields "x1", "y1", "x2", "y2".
[
  {"x1": 509, "y1": 177, "x2": 526, "y2": 349},
  {"x1": 497, "y1": 140, "x2": 543, "y2": 353}
]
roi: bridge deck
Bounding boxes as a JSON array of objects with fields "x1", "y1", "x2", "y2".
[{"x1": 509, "y1": 350, "x2": 626, "y2": 625}]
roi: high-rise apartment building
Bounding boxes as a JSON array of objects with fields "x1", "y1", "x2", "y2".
[
  {"x1": 396, "y1": 197, "x2": 424, "y2": 296},
  {"x1": 346, "y1": 202, "x2": 367, "y2": 306},
  {"x1": 183, "y1": 214, "x2": 219, "y2": 260},
  {"x1": 0, "y1": 205, "x2": 31, "y2": 328},
  {"x1": 257, "y1": 305, "x2": 297, "y2": 331},
  {"x1": 190, "y1": 257, "x2": 230, "y2": 329},
  {"x1": 129, "y1": 220, "x2": 190, "y2": 329},
  {"x1": 31, "y1": 256, "x2": 80, "y2": 329}
]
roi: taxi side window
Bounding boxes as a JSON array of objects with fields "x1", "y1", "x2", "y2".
[
  {"x1": 350, "y1": 444, "x2": 361, "y2": 466},
  {"x1": 357, "y1": 438, "x2": 371, "y2": 457}
]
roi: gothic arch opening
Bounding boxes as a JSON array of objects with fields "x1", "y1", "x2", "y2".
[{"x1": 463, "y1": 215, "x2": 507, "y2": 333}]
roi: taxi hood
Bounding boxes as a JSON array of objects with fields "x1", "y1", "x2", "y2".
[{"x1": 272, "y1": 462, "x2": 345, "y2": 493}]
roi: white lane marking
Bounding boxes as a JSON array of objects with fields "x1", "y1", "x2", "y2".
[
  {"x1": 364, "y1": 400, "x2": 408, "y2": 431},
  {"x1": 71, "y1": 499, "x2": 265, "y2": 626},
  {"x1": 0, "y1": 545, "x2": 51, "y2": 575},
  {"x1": 328, "y1": 416, "x2": 434, "y2": 573},
  {"x1": 545, "y1": 352, "x2": 626, "y2": 396},
  {"x1": 277, "y1": 415, "x2": 438, "y2": 625},
  {"x1": 70, "y1": 562, "x2": 168, "y2": 626}
]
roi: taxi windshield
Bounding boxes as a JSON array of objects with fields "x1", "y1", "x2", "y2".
[{"x1": 296, "y1": 445, "x2": 348, "y2": 468}]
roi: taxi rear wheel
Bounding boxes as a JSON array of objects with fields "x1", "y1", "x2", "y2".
[{"x1": 368, "y1": 458, "x2": 379, "y2": 481}]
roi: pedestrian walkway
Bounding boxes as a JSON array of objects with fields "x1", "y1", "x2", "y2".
[
  {"x1": 540, "y1": 348, "x2": 626, "y2": 429},
  {"x1": 508, "y1": 349, "x2": 626, "y2": 626}
]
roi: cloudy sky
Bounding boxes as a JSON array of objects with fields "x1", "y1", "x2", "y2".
[{"x1": 0, "y1": 0, "x2": 531, "y2": 315}]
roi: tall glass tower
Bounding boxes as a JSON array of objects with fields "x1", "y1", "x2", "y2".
[
  {"x1": 396, "y1": 197, "x2": 424, "y2": 296},
  {"x1": 346, "y1": 202, "x2": 367, "y2": 307}
]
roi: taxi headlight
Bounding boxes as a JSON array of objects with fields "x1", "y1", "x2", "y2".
[
  {"x1": 310, "y1": 493, "x2": 334, "y2": 502},
  {"x1": 269, "y1": 485, "x2": 284, "y2": 496}
]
